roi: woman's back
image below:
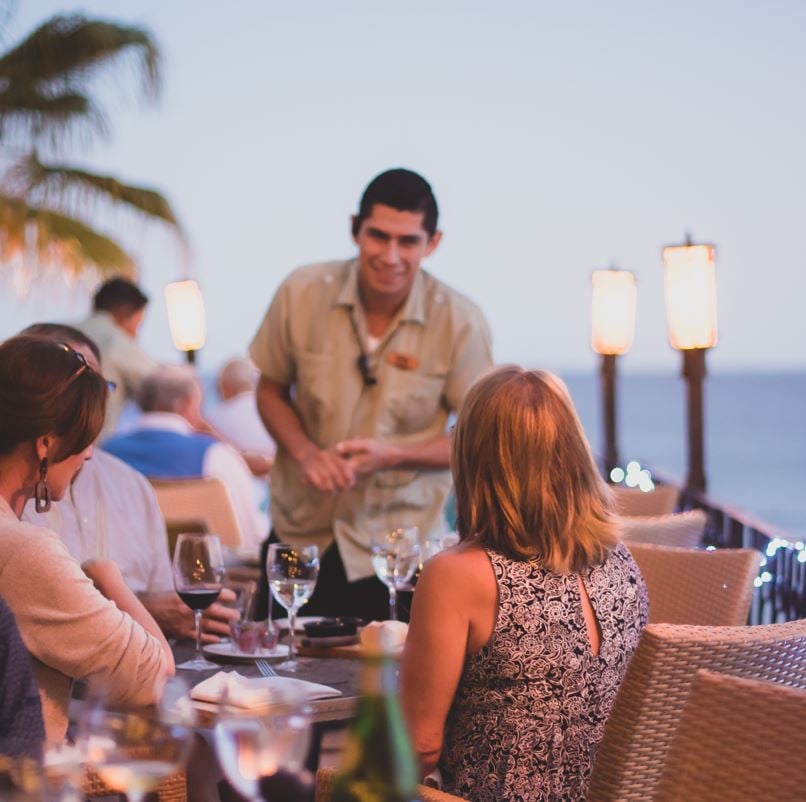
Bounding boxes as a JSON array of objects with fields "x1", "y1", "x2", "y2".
[{"x1": 440, "y1": 542, "x2": 648, "y2": 802}]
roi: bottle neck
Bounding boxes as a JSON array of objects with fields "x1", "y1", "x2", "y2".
[{"x1": 358, "y1": 657, "x2": 399, "y2": 697}]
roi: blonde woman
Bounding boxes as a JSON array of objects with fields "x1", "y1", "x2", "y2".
[{"x1": 401, "y1": 367, "x2": 648, "y2": 802}]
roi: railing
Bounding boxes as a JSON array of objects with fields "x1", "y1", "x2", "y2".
[{"x1": 651, "y1": 470, "x2": 806, "y2": 624}]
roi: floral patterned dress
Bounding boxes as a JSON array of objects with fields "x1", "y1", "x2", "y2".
[{"x1": 440, "y1": 543, "x2": 648, "y2": 802}]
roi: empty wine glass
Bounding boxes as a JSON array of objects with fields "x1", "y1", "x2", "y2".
[
  {"x1": 371, "y1": 526, "x2": 420, "y2": 620},
  {"x1": 173, "y1": 533, "x2": 225, "y2": 670},
  {"x1": 213, "y1": 685, "x2": 311, "y2": 800},
  {"x1": 267, "y1": 544, "x2": 319, "y2": 671}
]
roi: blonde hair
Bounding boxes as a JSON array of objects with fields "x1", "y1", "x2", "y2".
[{"x1": 452, "y1": 366, "x2": 618, "y2": 573}]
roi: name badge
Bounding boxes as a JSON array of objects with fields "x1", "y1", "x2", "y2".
[{"x1": 387, "y1": 352, "x2": 419, "y2": 371}]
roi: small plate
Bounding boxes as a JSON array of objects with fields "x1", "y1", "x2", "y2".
[
  {"x1": 273, "y1": 616, "x2": 323, "y2": 632},
  {"x1": 202, "y1": 642, "x2": 287, "y2": 662},
  {"x1": 301, "y1": 634, "x2": 360, "y2": 648}
]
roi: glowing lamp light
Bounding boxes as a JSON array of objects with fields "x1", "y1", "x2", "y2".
[
  {"x1": 591, "y1": 268, "x2": 637, "y2": 355},
  {"x1": 662, "y1": 241, "x2": 718, "y2": 350},
  {"x1": 165, "y1": 280, "x2": 206, "y2": 353}
]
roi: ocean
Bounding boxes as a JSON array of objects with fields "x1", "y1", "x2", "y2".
[{"x1": 561, "y1": 372, "x2": 806, "y2": 540}]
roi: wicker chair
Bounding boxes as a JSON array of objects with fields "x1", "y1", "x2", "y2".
[
  {"x1": 84, "y1": 765, "x2": 187, "y2": 801},
  {"x1": 315, "y1": 766, "x2": 468, "y2": 801},
  {"x1": 655, "y1": 670, "x2": 806, "y2": 802},
  {"x1": 151, "y1": 477, "x2": 244, "y2": 549},
  {"x1": 626, "y1": 542, "x2": 759, "y2": 626},
  {"x1": 612, "y1": 484, "x2": 679, "y2": 517},
  {"x1": 618, "y1": 509, "x2": 707, "y2": 549},
  {"x1": 586, "y1": 619, "x2": 806, "y2": 802}
]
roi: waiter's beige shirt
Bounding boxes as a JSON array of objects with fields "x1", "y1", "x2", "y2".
[
  {"x1": 249, "y1": 259, "x2": 493, "y2": 581},
  {"x1": 78, "y1": 311, "x2": 156, "y2": 441},
  {"x1": 0, "y1": 497, "x2": 171, "y2": 746}
]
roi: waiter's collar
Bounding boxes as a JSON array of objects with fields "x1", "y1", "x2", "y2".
[{"x1": 334, "y1": 259, "x2": 426, "y2": 325}]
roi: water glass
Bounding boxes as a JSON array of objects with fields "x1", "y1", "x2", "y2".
[
  {"x1": 371, "y1": 526, "x2": 420, "y2": 620},
  {"x1": 267, "y1": 544, "x2": 319, "y2": 670}
]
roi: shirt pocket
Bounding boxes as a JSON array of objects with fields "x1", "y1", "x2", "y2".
[
  {"x1": 294, "y1": 350, "x2": 336, "y2": 446},
  {"x1": 384, "y1": 367, "x2": 447, "y2": 435}
]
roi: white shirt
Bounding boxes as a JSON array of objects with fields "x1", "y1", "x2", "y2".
[
  {"x1": 78, "y1": 312, "x2": 156, "y2": 441},
  {"x1": 22, "y1": 450, "x2": 173, "y2": 594},
  {"x1": 206, "y1": 392, "x2": 277, "y2": 457},
  {"x1": 133, "y1": 412, "x2": 268, "y2": 550}
]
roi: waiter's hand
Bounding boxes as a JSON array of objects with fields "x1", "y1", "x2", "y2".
[
  {"x1": 336, "y1": 438, "x2": 400, "y2": 477},
  {"x1": 300, "y1": 447, "x2": 355, "y2": 492}
]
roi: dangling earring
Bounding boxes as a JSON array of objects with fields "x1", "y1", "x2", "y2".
[{"x1": 34, "y1": 456, "x2": 51, "y2": 513}]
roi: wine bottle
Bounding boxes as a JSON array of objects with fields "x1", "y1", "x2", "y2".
[{"x1": 330, "y1": 657, "x2": 420, "y2": 802}]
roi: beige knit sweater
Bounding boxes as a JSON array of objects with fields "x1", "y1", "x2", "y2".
[{"x1": 0, "y1": 497, "x2": 171, "y2": 746}]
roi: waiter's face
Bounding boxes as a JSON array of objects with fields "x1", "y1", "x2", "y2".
[{"x1": 353, "y1": 203, "x2": 441, "y2": 304}]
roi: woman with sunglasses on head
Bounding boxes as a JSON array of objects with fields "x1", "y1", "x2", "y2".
[
  {"x1": 401, "y1": 367, "x2": 648, "y2": 802},
  {"x1": 0, "y1": 335, "x2": 174, "y2": 748}
]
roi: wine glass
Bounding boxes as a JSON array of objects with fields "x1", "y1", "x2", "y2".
[
  {"x1": 267, "y1": 544, "x2": 319, "y2": 671},
  {"x1": 213, "y1": 685, "x2": 311, "y2": 800},
  {"x1": 173, "y1": 532, "x2": 225, "y2": 670},
  {"x1": 79, "y1": 694, "x2": 194, "y2": 802},
  {"x1": 371, "y1": 526, "x2": 420, "y2": 620}
]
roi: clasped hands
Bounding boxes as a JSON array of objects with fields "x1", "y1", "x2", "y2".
[{"x1": 300, "y1": 438, "x2": 399, "y2": 492}]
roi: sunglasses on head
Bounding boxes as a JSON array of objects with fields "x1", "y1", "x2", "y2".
[{"x1": 56, "y1": 343, "x2": 116, "y2": 392}]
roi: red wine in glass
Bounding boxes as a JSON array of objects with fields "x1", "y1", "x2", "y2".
[{"x1": 173, "y1": 533, "x2": 225, "y2": 670}]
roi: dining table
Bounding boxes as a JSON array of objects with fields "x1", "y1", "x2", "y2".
[{"x1": 173, "y1": 637, "x2": 363, "y2": 772}]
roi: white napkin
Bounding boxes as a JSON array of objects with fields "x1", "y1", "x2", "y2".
[
  {"x1": 190, "y1": 671, "x2": 341, "y2": 709},
  {"x1": 359, "y1": 620, "x2": 408, "y2": 655}
]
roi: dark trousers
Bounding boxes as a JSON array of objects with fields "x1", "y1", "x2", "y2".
[{"x1": 255, "y1": 532, "x2": 410, "y2": 623}]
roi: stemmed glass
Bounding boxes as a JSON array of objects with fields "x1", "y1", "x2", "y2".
[
  {"x1": 213, "y1": 685, "x2": 311, "y2": 800},
  {"x1": 371, "y1": 526, "x2": 420, "y2": 620},
  {"x1": 173, "y1": 532, "x2": 225, "y2": 670},
  {"x1": 267, "y1": 544, "x2": 319, "y2": 671},
  {"x1": 79, "y1": 681, "x2": 194, "y2": 802}
]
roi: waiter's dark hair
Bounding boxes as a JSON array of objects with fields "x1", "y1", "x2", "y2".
[{"x1": 352, "y1": 168, "x2": 438, "y2": 238}]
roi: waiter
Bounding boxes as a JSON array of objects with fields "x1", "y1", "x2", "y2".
[{"x1": 250, "y1": 168, "x2": 492, "y2": 620}]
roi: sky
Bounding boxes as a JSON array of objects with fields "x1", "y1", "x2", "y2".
[{"x1": 1, "y1": 0, "x2": 805, "y2": 373}]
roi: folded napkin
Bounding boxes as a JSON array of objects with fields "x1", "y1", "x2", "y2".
[
  {"x1": 190, "y1": 671, "x2": 341, "y2": 709},
  {"x1": 359, "y1": 620, "x2": 408, "y2": 656}
]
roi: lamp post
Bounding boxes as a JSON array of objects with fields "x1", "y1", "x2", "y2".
[
  {"x1": 164, "y1": 279, "x2": 207, "y2": 365},
  {"x1": 591, "y1": 267, "x2": 637, "y2": 478},
  {"x1": 662, "y1": 235, "x2": 718, "y2": 493}
]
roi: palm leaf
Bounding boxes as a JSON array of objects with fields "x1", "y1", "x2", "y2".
[
  {"x1": 0, "y1": 85, "x2": 103, "y2": 140},
  {"x1": 0, "y1": 193, "x2": 135, "y2": 278},
  {"x1": 0, "y1": 14, "x2": 160, "y2": 92},
  {"x1": 10, "y1": 152, "x2": 184, "y2": 234},
  {"x1": 0, "y1": 15, "x2": 160, "y2": 139}
]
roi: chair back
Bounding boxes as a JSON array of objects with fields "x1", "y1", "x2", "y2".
[
  {"x1": 618, "y1": 509, "x2": 707, "y2": 549},
  {"x1": 613, "y1": 484, "x2": 679, "y2": 517},
  {"x1": 587, "y1": 619, "x2": 806, "y2": 801},
  {"x1": 656, "y1": 670, "x2": 806, "y2": 802},
  {"x1": 315, "y1": 767, "x2": 468, "y2": 802},
  {"x1": 151, "y1": 477, "x2": 244, "y2": 548},
  {"x1": 627, "y1": 542, "x2": 759, "y2": 626}
]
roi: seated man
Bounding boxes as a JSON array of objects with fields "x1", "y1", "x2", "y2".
[
  {"x1": 208, "y1": 356, "x2": 277, "y2": 466},
  {"x1": 105, "y1": 364, "x2": 268, "y2": 550},
  {"x1": 21, "y1": 324, "x2": 238, "y2": 643}
]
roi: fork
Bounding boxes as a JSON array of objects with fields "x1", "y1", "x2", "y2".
[{"x1": 255, "y1": 659, "x2": 278, "y2": 677}]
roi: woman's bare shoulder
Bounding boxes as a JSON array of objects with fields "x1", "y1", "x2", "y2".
[{"x1": 419, "y1": 540, "x2": 494, "y2": 591}]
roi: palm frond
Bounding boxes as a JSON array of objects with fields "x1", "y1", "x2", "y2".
[
  {"x1": 0, "y1": 14, "x2": 160, "y2": 95},
  {"x1": 0, "y1": 84, "x2": 103, "y2": 140},
  {"x1": 9, "y1": 152, "x2": 184, "y2": 234},
  {"x1": 0, "y1": 193, "x2": 135, "y2": 278}
]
